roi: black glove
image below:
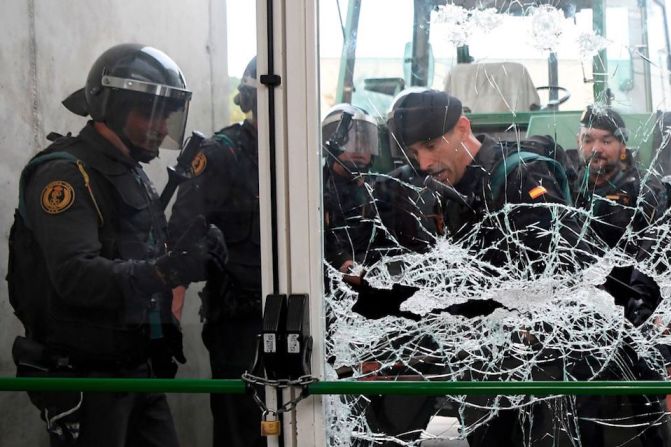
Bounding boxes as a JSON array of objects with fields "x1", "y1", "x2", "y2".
[
  {"x1": 150, "y1": 325, "x2": 186, "y2": 379},
  {"x1": 156, "y1": 215, "x2": 228, "y2": 287},
  {"x1": 163, "y1": 321, "x2": 187, "y2": 364}
]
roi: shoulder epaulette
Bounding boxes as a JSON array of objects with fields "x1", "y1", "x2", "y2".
[
  {"x1": 213, "y1": 123, "x2": 243, "y2": 148},
  {"x1": 490, "y1": 151, "x2": 572, "y2": 205}
]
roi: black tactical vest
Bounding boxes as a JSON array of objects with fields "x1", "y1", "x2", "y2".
[
  {"x1": 196, "y1": 122, "x2": 262, "y2": 322},
  {"x1": 209, "y1": 123, "x2": 261, "y2": 289},
  {"x1": 9, "y1": 133, "x2": 168, "y2": 366},
  {"x1": 323, "y1": 168, "x2": 378, "y2": 266}
]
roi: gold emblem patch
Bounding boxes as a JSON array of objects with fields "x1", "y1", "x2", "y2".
[
  {"x1": 528, "y1": 185, "x2": 547, "y2": 199},
  {"x1": 192, "y1": 152, "x2": 207, "y2": 176},
  {"x1": 606, "y1": 193, "x2": 631, "y2": 205},
  {"x1": 41, "y1": 181, "x2": 75, "y2": 214}
]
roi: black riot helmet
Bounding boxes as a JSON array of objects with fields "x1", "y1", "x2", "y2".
[
  {"x1": 234, "y1": 56, "x2": 257, "y2": 116},
  {"x1": 63, "y1": 43, "x2": 192, "y2": 162},
  {"x1": 322, "y1": 104, "x2": 379, "y2": 170},
  {"x1": 387, "y1": 88, "x2": 462, "y2": 159}
]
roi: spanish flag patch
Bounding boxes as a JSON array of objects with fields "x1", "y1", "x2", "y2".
[{"x1": 528, "y1": 185, "x2": 547, "y2": 199}]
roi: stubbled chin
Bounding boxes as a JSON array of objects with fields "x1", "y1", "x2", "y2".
[{"x1": 589, "y1": 164, "x2": 616, "y2": 177}]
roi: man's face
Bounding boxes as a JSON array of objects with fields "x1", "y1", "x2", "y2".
[
  {"x1": 408, "y1": 129, "x2": 465, "y2": 185},
  {"x1": 578, "y1": 127, "x2": 625, "y2": 178},
  {"x1": 123, "y1": 107, "x2": 170, "y2": 155}
]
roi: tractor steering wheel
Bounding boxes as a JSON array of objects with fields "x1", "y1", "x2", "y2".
[{"x1": 535, "y1": 85, "x2": 571, "y2": 110}]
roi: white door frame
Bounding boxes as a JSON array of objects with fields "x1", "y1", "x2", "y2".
[{"x1": 256, "y1": 0, "x2": 325, "y2": 445}]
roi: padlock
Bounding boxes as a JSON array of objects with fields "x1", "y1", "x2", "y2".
[{"x1": 260, "y1": 411, "x2": 281, "y2": 437}]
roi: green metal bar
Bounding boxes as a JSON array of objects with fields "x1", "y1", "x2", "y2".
[
  {"x1": 335, "y1": 0, "x2": 361, "y2": 104},
  {"x1": 639, "y1": 0, "x2": 653, "y2": 113},
  {"x1": 456, "y1": 45, "x2": 472, "y2": 64},
  {"x1": 310, "y1": 381, "x2": 671, "y2": 396},
  {"x1": 592, "y1": 0, "x2": 608, "y2": 101},
  {"x1": 466, "y1": 111, "x2": 580, "y2": 128},
  {"x1": 4, "y1": 378, "x2": 671, "y2": 396},
  {"x1": 0, "y1": 378, "x2": 246, "y2": 394}
]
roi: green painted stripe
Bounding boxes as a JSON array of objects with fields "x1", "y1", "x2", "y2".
[
  {"x1": 2, "y1": 378, "x2": 671, "y2": 396},
  {"x1": 0, "y1": 378, "x2": 247, "y2": 394}
]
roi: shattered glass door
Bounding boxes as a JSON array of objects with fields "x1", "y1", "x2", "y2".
[{"x1": 319, "y1": 0, "x2": 671, "y2": 445}]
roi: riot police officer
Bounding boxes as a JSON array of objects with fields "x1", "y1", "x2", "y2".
[
  {"x1": 573, "y1": 106, "x2": 666, "y2": 312},
  {"x1": 375, "y1": 88, "x2": 448, "y2": 256},
  {"x1": 572, "y1": 105, "x2": 669, "y2": 447},
  {"x1": 322, "y1": 104, "x2": 379, "y2": 272},
  {"x1": 388, "y1": 89, "x2": 588, "y2": 271},
  {"x1": 574, "y1": 106, "x2": 666, "y2": 254},
  {"x1": 9, "y1": 43, "x2": 226, "y2": 447},
  {"x1": 373, "y1": 89, "x2": 590, "y2": 446},
  {"x1": 573, "y1": 106, "x2": 667, "y2": 323},
  {"x1": 168, "y1": 56, "x2": 264, "y2": 447}
]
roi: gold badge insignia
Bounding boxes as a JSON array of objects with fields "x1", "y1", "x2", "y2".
[
  {"x1": 192, "y1": 152, "x2": 207, "y2": 176},
  {"x1": 41, "y1": 181, "x2": 75, "y2": 214},
  {"x1": 528, "y1": 185, "x2": 547, "y2": 199},
  {"x1": 606, "y1": 193, "x2": 630, "y2": 205}
]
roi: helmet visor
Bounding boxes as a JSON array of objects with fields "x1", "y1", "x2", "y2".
[
  {"x1": 322, "y1": 116, "x2": 379, "y2": 156},
  {"x1": 103, "y1": 75, "x2": 191, "y2": 151},
  {"x1": 121, "y1": 95, "x2": 190, "y2": 151}
]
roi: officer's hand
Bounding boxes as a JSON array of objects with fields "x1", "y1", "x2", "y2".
[
  {"x1": 340, "y1": 260, "x2": 363, "y2": 287},
  {"x1": 172, "y1": 286, "x2": 186, "y2": 321},
  {"x1": 156, "y1": 216, "x2": 228, "y2": 287}
]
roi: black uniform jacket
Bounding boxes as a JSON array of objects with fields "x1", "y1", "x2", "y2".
[
  {"x1": 373, "y1": 163, "x2": 445, "y2": 255},
  {"x1": 23, "y1": 123, "x2": 171, "y2": 364},
  {"x1": 574, "y1": 162, "x2": 667, "y2": 251},
  {"x1": 446, "y1": 135, "x2": 592, "y2": 274},
  {"x1": 323, "y1": 168, "x2": 377, "y2": 269},
  {"x1": 169, "y1": 120, "x2": 261, "y2": 320},
  {"x1": 351, "y1": 135, "x2": 593, "y2": 320}
]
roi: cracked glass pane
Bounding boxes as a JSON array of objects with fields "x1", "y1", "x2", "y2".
[{"x1": 320, "y1": 0, "x2": 671, "y2": 445}]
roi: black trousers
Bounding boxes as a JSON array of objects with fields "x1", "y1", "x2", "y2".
[
  {"x1": 575, "y1": 342, "x2": 670, "y2": 447},
  {"x1": 46, "y1": 366, "x2": 179, "y2": 447},
  {"x1": 576, "y1": 394, "x2": 669, "y2": 446},
  {"x1": 462, "y1": 340, "x2": 577, "y2": 447},
  {"x1": 203, "y1": 318, "x2": 266, "y2": 447}
]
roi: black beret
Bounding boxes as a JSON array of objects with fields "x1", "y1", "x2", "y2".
[
  {"x1": 580, "y1": 105, "x2": 628, "y2": 143},
  {"x1": 388, "y1": 90, "x2": 463, "y2": 147}
]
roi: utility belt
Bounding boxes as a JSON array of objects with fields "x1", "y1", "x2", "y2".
[
  {"x1": 199, "y1": 274, "x2": 262, "y2": 322},
  {"x1": 12, "y1": 336, "x2": 147, "y2": 375}
]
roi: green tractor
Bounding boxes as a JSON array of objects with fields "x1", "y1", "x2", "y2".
[{"x1": 326, "y1": 0, "x2": 671, "y2": 173}]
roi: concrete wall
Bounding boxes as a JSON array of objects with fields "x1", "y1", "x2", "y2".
[{"x1": 0, "y1": 0, "x2": 234, "y2": 445}]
